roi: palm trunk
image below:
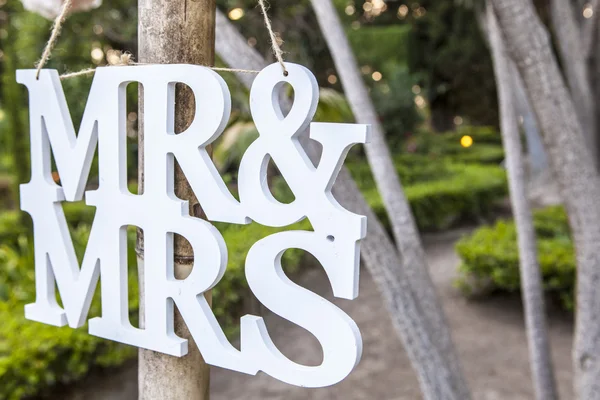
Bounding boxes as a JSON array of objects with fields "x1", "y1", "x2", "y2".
[
  {"x1": 307, "y1": 1, "x2": 470, "y2": 398},
  {"x1": 493, "y1": 1, "x2": 600, "y2": 399},
  {"x1": 486, "y1": 5, "x2": 558, "y2": 399},
  {"x1": 215, "y1": 10, "x2": 471, "y2": 399}
]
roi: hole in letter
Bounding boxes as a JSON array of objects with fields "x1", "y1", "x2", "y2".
[{"x1": 173, "y1": 83, "x2": 196, "y2": 135}]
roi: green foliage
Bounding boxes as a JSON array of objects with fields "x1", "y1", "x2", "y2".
[
  {"x1": 455, "y1": 206, "x2": 576, "y2": 311},
  {"x1": 0, "y1": 211, "x2": 27, "y2": 247},
  {"x1": 349, "y1": 158, "x2": 508, "y2": 232},
  {"x1": 406, "y1": 1, "x2": 498, "y2": 129},
  {"x1": 0, "y1": 224, "x2": 138, "y2": 400},
  {"x1": 347, "y1": 25, "x2": 410, "y2": 69},
  {"x1": 314, "y1": 88, "x2": 355, "y2": 123},
  {"x1": 347, "y1": 25, "x2": 423, "y2": 145}
]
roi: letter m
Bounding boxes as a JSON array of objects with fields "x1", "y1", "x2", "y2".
[{"x1": 16, "y1": 69, "x2": 120, "y2": 328}]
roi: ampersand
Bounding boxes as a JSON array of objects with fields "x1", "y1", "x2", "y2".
[{"x1": 238, "y1": 62, "x2": 370, "y2": 298}]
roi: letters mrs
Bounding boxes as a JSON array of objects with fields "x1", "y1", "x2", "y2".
[{"x1": 16, "y1": 63, "x2": 369, "y2": 387}]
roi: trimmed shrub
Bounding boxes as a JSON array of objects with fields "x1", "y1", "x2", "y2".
[
  {"x1": 455, "y1": 206, "x2": 575, "y2": 311},
  {"x1": 444, "y1": 126, "x2": 502, "y2": 145},
  {"x1": 443, "y1": 144, "x2": 504, "y2": 165},
  {"x1": 349, "y1": 160, "x2": 508, "y2": 231},
  {"x1": 405, "y1": 127, "x2": 504, "y2": 165},
  {"x1": 349, "y1": 154, "x2": 453, "y2": 187}
]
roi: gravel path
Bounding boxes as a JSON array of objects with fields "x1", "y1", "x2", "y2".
[{"x1": 211, "y1": 228, "x2": 574, "y2": 400}]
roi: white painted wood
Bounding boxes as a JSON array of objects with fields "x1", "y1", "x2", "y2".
[{"x1": 17, "y1": 62, "x2": 368, "y2": 388}]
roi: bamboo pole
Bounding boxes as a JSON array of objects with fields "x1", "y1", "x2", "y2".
[{"x1": 137, "y1": 0, "x2": 216, "y2": 398}]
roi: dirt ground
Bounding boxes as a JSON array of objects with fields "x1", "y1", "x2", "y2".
[{"x1": 211, "y1": 228, "x2": 574, "y2": 400}]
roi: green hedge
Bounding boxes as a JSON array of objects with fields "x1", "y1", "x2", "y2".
[
  {"x1": 405, "y1": 127, "x2": 504, "y2": 165},
  {"x1": 444, "y1": 126, "x2": 502, "y2": 145},
  {"x1": 349, "y1": 154, "x2": 453, "y2": 187},
  {"x1": 443, "y1": 144, "x2": 504, "y2": 165},
  {"x1": 0, "y1": 207, "x2": 307, "y2": 400},
  {"x1": 455, "y1": 206, "x2": 575, "y2": 310},
  {"x1": 349, "y1": 160, "x2": 508, "y2": 231}
]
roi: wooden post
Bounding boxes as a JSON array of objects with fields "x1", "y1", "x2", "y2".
[{"x1": 137, "y1": 0, "x2": 216, "y2": 398}]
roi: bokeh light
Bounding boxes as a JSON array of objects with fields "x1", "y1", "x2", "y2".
[
  {"x1": 460, "y1": 135, "x2": 474, "y2": 148},
  {"x1": 228, "y1": 8, "x2": 244, "y2": 21}
]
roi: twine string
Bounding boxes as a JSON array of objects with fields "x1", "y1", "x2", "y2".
[
  {"x1": 257, "y1": 0, "x2": 288, "y2": 76},
  {"x1": 35, "y1": 0, "x2": 288, "y2": 80},
  {"x1": 35, "y1": 0, "x2": 73, "y2": 79},
  {"x1": 58, "y1": 59, "x2": 261, "y2": 80}
]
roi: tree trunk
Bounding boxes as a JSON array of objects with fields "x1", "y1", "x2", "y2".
[
  {"x1": 307, "y1": 1, "x2": 470, "y2": 398},
  {"x1": 592, "y1": 11, "x2": 600, "y2": 175},
  {"x1": 550, "y1": 0, "x2": 597, "y2": 166},
  {"x1": 493, "y1": 1, "x2": 600, "y2": 399},
  {"x1": 215, "y1": 8, "x2": 471, "y2": 400},
  {"x1": 137, "y1": 0, "x2": 215, "y2": 398},
  {"x1": 486, "y1": 5, "x2": 558, "y2": 399},
  {"x1": 510, "y1": 63, "x2": 548, "y2": 177}
]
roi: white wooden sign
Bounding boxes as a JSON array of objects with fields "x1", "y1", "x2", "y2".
[{"x1": 16, "y1": 62, "x2": 370, "y2": 387}]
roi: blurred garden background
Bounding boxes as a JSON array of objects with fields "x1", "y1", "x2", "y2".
[{"x1": 0, "y1": 0, "x2": 594, "y2": 399}]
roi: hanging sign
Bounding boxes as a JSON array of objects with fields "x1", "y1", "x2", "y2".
[{"x1": 16, "y1": 62, "x2": 370, "y2": 387}]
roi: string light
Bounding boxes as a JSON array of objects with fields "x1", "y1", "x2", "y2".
[
  {"x1": 413, "y1": 6, "x2": 426, "y2": 18},
  {"x1": 372, "y1": 71, "x2": 382, "y2": 81},
  {"x1": 414, "y1": 95, "x2": 426, "y2": 108},
  {"x1": 91, "y1": 48, "x2": 104, "y2": 64},
  {"x1": 362, "y1": 0, "x2": 388, "y2": 17},
  {"x1": 398, "y1": 4, "x2": 409, "y2": 18}
]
